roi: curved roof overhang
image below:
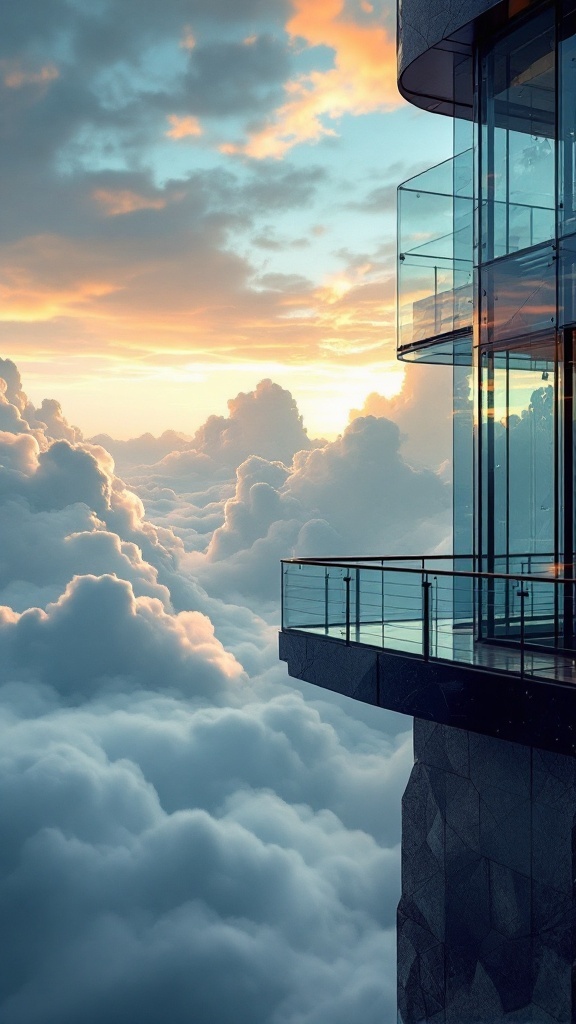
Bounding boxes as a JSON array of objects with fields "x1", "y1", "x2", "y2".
[{"x1": 397, "y1": 0, "x2": 508, "y2": 116}]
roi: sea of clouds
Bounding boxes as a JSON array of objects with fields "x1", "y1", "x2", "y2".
[{"x1": 0, "y1": 358, "x2": 452, "y2": 1023}]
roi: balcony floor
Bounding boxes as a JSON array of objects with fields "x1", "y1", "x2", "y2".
[{"x1": 297, "y1": 618, "x2": 576, "y2": 686}]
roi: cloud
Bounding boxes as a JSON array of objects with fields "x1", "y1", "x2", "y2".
[
  {"x1": 286, "y1": 415, "x2": 449, "y2": 547},
  {"x1": 0, "y1": 573, "x2": 241, "y2": 701},
  {"x1": 185, "y1": 407, "x2": 450, "y2": 603},
  {"x1": 0, "y1": 0, "x2": 399, "y2": 386},
  {"x1": 92, "y1": 189, "x2": 173, "y2": 216},
  {"x1": 101, "y1": 379, "x2": 315, "y2": 566},
  {"x1": 90, "y1": 429, "x2": 192, "y2": 472},
  {"x1": 165, "y1": 114, "x2": 203, "y2": 139},
  {"x1": 180, "y1": 26, "x2": 197, "y2": 50},
  {"x1": 224, "y1": 0, "x2": 400, "y2": 158},
  {"x1": 2, "y1": 61, "x2": 59, "y2": 90},
  {"x1": 0, "y1": 361, "x2": 418, "y2": 1023},
  {"x1": 349, "y1": 361, "x2": 454, "y2": 471},
  {"x1": 193, "y1": 378, "x2": 311, "y2": 467},
  {"x1": 180, "y1": 34, "x2": 291, "y2": 118},
  {"x1": 0, "y1": 691, "x2": 405, "y2": 1024},
  {"x1": 0, "y1": 166, "x2": 358, "y2": 368}
]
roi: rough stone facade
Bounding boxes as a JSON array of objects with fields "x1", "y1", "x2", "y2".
[{"x1": 397, "y1": 720, "x2": 576, "y2": 1023}]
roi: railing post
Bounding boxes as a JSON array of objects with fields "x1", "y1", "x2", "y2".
[
  {"x1": 518, "y1": 587, "x2": 529, "y2": 679},
  {"x1": 355, "y1": 567, "x2": 360, "y2": 636},
  {"x1": 324, "y1": 568, "x2": 329, "y2": 634},
  {"x1": 422, "y1": 575, "x2": 432, "y2": 661},
  {"x1": 344, "y1": 576, "x2": 352, "y2": 646},
  {"x1": 381, "y1": 561, "x2": 385, "y2": 646}
]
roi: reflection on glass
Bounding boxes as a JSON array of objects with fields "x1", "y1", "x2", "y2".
[
  {"x1": 481, "y1": 8, "x2": 555, "y2": 262},
  {"x1": 559, "y1": 8, "x2": 576, "y2": 236},
  {"x1": 480, "y1": 341, "x2": 557, "y2": 640},
  {"x1": 480, "y1": 245, "x2": 556, "y2": 344},
  {"x1": 559, "y1": 235, "x2": 576, "y2": 327},
  {"x1": 453, "y1": 357, "x2": 474, "y2": 626}
]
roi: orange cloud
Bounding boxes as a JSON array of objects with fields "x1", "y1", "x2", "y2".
[
  {"x1": 0, "y1": 226, "x2": 397, "y2": 375},
  {"x1": 222, "y1": 0, "x2": 401, "y2": 159},
  {"x1": 92, "y1": 189, "x2": 170, "y2": 217},
  {"x1": 0, "y1": 235, "x2": 122, "y2": 322},
  {"x1": 166, "y1": 114, "x2": 203, "y2": 140},
  {"x1": 2, "y1": 62, "x2": 59, "y2": 90},
  {"x1": 180, "y1": 25, "x2": 197, "y2": 50}
]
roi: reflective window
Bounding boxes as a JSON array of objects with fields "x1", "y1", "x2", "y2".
[
  {"x1": 559, "y1": 3, "x2": 576, "y2": 236},
  {"x1": 480, "y1": 9, "x2": 556, "y2": 262},
  {"x1": 479, "y1": 340, "x2": 557, "y2": 638},
  {"x1": 480, "y1": 244, "x2": 556, "y2": 343}
]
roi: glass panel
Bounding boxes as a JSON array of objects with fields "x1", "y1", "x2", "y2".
[
  {"x1": 559, "y1": 233, "x2": 576, "y2": 327},
  {"x1": 479, "y1": 339, "x2": 557, "y2": 642},
  {"x1": 506, "y1": 366, "x2": 555, "y2": 556},
  {"x1": 453, "y1": 352, "x2": 475, "y2": 625},
  {"x1": 559, "y1": 5, "x2": 576, "y2": 236},
  {"x1": 480, "y1": 8, "x2": 555, "y2": 263},
  {"x1": 282, "y1": 562, "x2": 330, "y2": 630},
  {"x1": 381, "y1": 568, "x2": 424, "y2": 655},
  {"x1": 480, "y1": 244, "x2": 556, "y2": 344},
  {"x1": 326, "y1": 568, "x2": 347, "y2": 632},
  {"x1": 397, "y1": 150, "x2": 473, "y2": 356}
]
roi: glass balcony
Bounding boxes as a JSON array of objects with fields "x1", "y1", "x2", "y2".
[
  {"x1": 281, "y1": 555, "x2": 576, "y2": 684},
  {"x1": 397, "y1": 150, "x2": 474, "y2": 362}
]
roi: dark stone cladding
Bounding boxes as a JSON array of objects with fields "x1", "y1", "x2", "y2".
[
  {"x1": 279, "y1": 630, "x2": 576, "y2": 759},
  {"x1": 397, "y1": 0, "x2": 504, "y2": 116},
  {"x1": 397, "y1": 719, "x2": 576, "y2": 1023}
]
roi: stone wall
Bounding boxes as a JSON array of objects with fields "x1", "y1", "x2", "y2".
[{"x1": 397, "y1": 720, "x2": 576, "y2": 1023}]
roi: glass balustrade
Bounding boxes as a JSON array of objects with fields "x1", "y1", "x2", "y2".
[
  {"x1": 281, "y1": 556, "x2": 576, "y2": 684},
  {"x1": 397, "y1": 150, "x2": 474, "y2": 361}
]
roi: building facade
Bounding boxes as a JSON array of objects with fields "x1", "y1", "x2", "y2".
[{"x1": 280, "y1": 0, "x2": 576, "y2": 1019}]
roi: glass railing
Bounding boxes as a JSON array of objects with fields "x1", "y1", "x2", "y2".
[
  {"x1": 281, "y1": 555, "x2": 576, "y2": 684},
  {"x1": 397, "y1": 150, "x2": 474, "y2": 358}
]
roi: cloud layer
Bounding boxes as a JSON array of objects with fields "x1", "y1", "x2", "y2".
[{"x1": 0, "y1": 360, "x2": 425, "y2": 1022}]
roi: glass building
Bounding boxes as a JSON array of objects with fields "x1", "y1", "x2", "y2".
[
  {"x1": 280, "y1": 0, "x2": 576, "y2": 1019},
  {"x1": 398, "y1": 0, "x2": 576, "y2": 654}
]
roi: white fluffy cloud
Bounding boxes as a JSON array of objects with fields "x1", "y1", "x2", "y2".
[
  {"x1": 0, "y1": 690, "x2": 404, "y2": 1024},
  {"x1": 0, "y1": 361, "x2": 417, "y2": 1023},
  {"x1": 186, "y1": 409, "x2": 450, "y2": 602},
  {"x1": 192, "y1": 378, "x2": 312, "y2": 467},
  {"x1": 349, "y1": 361, "x2": 453, "y2": 472}
]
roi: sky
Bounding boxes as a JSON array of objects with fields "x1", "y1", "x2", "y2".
[
  {"x1": 0, "y1": 2, "x2": 456, "y2": 1021},
  {"x1": 0, "y1": 0, "x2": 452, "y2": 439}
]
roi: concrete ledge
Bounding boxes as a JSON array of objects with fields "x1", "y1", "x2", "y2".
[{"x1": 279, "y1": 630, "x2": 576, "y2": 757}]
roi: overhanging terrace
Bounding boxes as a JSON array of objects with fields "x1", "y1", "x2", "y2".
[{"x1": 279, "y1": 555, "x2": 576, "y2": 756}]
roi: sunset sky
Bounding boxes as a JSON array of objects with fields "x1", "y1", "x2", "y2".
[
  {"x1": 1, "y1": 0, "x2": 452, "y2": 438},
  {"x1": 0, "y1": 4, "x2": 459, "y2": 1019}
]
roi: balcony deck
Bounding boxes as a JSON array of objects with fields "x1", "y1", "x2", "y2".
[
  {"x1": 281, "y1": 555, "x2": 576, "y2": 687},
  {"x1": 298, "y1": 619, "x2": 576, "y2": 686}
]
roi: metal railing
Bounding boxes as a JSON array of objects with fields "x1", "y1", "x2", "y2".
[{"x1": 281, "y1": 554, "x2": 576, "y2": 684}]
